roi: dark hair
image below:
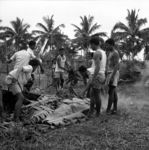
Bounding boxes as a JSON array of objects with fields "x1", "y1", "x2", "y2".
[
  {"x1": 105, "y1": 38, "x2": 115, "y2": 46},
  {"x1": 89, "y1": 36, "x2": 100, "y2": 46},
  {"x1": 29, "y1": 40, "x2": 36, "y2": 47},
  {"x1": 29, "y1": 59, "x2": 40, "y2": 67}
]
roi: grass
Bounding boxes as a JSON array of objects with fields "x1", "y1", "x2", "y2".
[{"x1": 1, "y1": 83, "x2": 149, "y2": 150}]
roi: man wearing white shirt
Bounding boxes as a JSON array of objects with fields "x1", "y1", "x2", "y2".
[
  {"x1": 5, "y1": 59, "x2": 40, "y2": 122},
  {"x1": 7, "y1": 43, "x2": 31, "y2": 69}
]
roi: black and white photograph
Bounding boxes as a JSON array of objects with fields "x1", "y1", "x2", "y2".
[{"x1": 0, "y1": 0, "x2": 149, "y2": 149}]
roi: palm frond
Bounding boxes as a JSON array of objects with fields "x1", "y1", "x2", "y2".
[
  {"x1": 112, "y1": 22, "x2": 129, "y2": 32},
  {"x1": 36, "y1": 23, "x2": 48, "y2": 32}
]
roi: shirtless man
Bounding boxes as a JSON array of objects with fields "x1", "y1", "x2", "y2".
[{"x1": 105, "y1": 38, "x2": 120, "y2": 114}]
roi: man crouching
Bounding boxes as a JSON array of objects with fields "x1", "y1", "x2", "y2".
[{"x1": 5, "y1": 59, "x2": 40, "y2": 122}]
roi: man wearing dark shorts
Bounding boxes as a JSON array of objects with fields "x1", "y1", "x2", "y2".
[{"x1": 88, "y1": 36, "x2": 107, "y2": 117}]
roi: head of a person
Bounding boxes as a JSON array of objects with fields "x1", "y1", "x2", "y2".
[
  {"x1": 89, "y1": 36, "x2": 100, "y2": 51},
  {"x1": 59, "y1": 48, "x2": 65, "y2": 56},
  {"x1": 28, "y1": 40, "x2": 36, "y2": 50},
  {"x1": 29, "y1": 59, "x2": 40, "y2": 72},
  {"x1": 105, "y1": 38, "x2": 115, "y2": 52}
]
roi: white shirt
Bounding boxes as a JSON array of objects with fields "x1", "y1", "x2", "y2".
[
  {"x1": 27, "y1": 48, "x2": 36, "y2": 59},
  {"x1": 55, "y1": 55, "x2": 66, "y2": 72},
  {"x1": 10, "y1": 50, "x2": 31, "y2": 69},
  {"x1": 6, "y1": 65, "x2": 33, "y2": 90}
]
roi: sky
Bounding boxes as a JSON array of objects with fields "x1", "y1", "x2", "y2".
[
  {"x1": 0, "y1": 0, "x2": 149, "y2": 59},
  {"x1": 0, "y1": 0, "x2": 149, "y2": 39}
]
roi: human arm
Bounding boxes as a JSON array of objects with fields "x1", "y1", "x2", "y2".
[{"x1": 6, "y1": 53, "x2": 16, "y2": 63}]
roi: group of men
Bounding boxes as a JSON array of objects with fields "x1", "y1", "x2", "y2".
[
  {"x1": 0, "y1": 36, "x2": 119, "y2": 122},
  {"x1": 81, "y1": 36, "x2": 120, "y2": 117},
  {"x1": 52, "y1": 36, "x2": 120, "y2": 117}
]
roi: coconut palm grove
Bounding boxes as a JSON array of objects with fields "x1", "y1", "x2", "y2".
[{"x1": 0, "y1": 9, "x2": 149, "y2": 150}]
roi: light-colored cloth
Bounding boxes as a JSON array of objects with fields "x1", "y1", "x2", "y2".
[
  {"x1": 27, "y1": 48, "x2": 36, "y2": 59},
  {"x1": 55, "y1": 55, "x2": 66, "y2": 73},
  {"x1": 105, "y1": 71, "x2": 119, "y2": 87},
  {"x1": 10, "y1": 50, "x2": 31, "y2": 69},
  {"x1": 5, "y1": 65, "x2": 33, "y2": 94},
  {"x1": 92, "y1": 73, "x2": 105, "y2": 89},
  {"x1": 87, "y1": 59, "x2": 95, "y2": 75}
]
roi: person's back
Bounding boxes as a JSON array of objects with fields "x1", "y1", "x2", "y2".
[
  {"x1": 95, "y1": 48, "x2": 107, "y2": 75},
  {"x1": 10, "y1": 50, "x2": 31, "y2": 69}
]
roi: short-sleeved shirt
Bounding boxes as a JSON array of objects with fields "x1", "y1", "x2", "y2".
[
  {"x1": 10, "y1": 50, "x2": 31, "y2": 69},
  {"x1": 27, "y1": 48, "x2": 36, "y2": 59}
]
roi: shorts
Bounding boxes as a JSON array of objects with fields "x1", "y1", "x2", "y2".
[
  {"x1": 55, "y1": 72, "x2": 64, "y2": 79},
  {"x1": 92, "y1": 73, "x2": 105, "y2": 89},
  {"x1": 105, "y1": 71, "x2": 119, "y2": 87}
]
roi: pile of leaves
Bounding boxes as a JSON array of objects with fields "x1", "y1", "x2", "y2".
[{"x1": 21, "y1": 94, "x2": 90, "y2": 128}]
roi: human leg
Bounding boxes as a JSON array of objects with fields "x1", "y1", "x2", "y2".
[
  {"x1": 60, "y1": 72, "x2": 64, "y2": 88},
  {"x1": 111, "y1": 87, "x2": 118, "y2": 113},
  {"x1": 14, "y1": 93, "x2": 24, "y2": 121},
  {"x1": 93, "y1": 88, "x2": 101, "y2": 116},
  {"x1": 88, "y1": 87, "x2": 95, "y2": 117},
  {"x1": 106, "y1": 85, "x2": 115, "y2": 113}
]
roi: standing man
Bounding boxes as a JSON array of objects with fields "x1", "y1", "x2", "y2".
[
  {"x1": 55, "y1": 48, "x2": 68, "y2": 90},
  {"x1": 105, "y1": 38, "x2": 120, "y2": 114},
  {"x1": 87, "y1": 36, "x2": 107, "y2": 117}
]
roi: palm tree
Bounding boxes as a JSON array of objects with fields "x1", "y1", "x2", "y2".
[
  {"x1": 111, "y1": 9, "x2": 149, "y2": 60},
  {"x1": 33, "y1": 15, "x2": 66, "y2": 54},
  {"x1": 72, "y1": 15, "x2": 106, "y2": 53},
  {"x1": 0, "y1": 17, "x2": 31, "y2": 51}
]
